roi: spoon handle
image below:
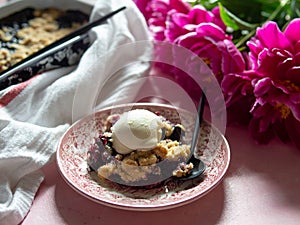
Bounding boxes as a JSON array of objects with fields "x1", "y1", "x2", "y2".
[{"x1": 190, "y1": 92, "x2": 206, "y2": 154}]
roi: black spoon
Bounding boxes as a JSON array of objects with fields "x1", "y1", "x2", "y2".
[{"x1": 179, "y1": 93, "x2": 206, "y2": 181}]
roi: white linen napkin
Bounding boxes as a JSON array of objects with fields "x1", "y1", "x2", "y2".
[{"x1": 0, "y1": 0, "x2": 151, "y2": 224}]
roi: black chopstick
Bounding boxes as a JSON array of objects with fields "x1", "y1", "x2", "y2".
[{"x1": 0, "y1": 6, "x2": 126, "y2": 82}]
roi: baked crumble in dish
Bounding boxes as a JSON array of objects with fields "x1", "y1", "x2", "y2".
[
  {"x1": 0, "y1": 7, "x2": 89, "y2": 73},
  {"x1": 87, "y1": 109, "x2": 194, "y2": 186}
]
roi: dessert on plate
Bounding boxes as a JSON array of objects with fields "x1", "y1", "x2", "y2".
[{"x1": 87, "y1": 109, "x2": 194, "y2": 186}]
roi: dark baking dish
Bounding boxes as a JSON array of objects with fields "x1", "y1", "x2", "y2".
[{"x1": 0, "y1": 7, "x2": 91, "y2": 90}]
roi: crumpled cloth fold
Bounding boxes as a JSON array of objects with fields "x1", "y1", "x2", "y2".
[{"x1": 0, "y1": 0, "x2": 151, "y2": 224}]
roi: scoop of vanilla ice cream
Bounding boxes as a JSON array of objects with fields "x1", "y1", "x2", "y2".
[{"x1": 111, "y1": 109, "x2": 164, "y2": 154}]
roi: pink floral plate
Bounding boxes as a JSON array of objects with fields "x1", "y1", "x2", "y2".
[{"x1": 56, "y1": 103, "x2": 230, "y2": 211}]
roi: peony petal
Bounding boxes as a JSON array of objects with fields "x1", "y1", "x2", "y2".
[
  {"x1": 289, "y1": 93, "x2": 300, "y2": 104},
  {"x1": 295, "y1": 52, "x2": 300, "y2": 64},
  {"x1": 276, "y1": 57, "x2": 294, "y2": 80},
  {"x1": 284, "y1": 18, "x2": 300, "y2": 44},
  {"x1": 249, "y1": 117, "x2": 275, "y2": 144},
  {"x1": 165, "y1": 10, "x2": 190, "y2": 42},
  {"x1": 169, "y1": 11, "x2": 189, "y2": 27},
  {"x1": 286, "y1": 66, "x2": 300, "y2": 86},
  {"x1": 295, "y1": 42, "x2": 300, "y2": 54},
  {"x1": 289, "y1": 103, "x2": 300, "y2": 121},
  {"x1": 170, "y1": 0, "x2": 191, "y2": 13},
  {"x1": 149, "y1": 0, "x2": 170, "y2": 14},
  {"x1": 256, "y1": 21, "x2": 292, "y2": 51},
  {"x1": 133, "y1": 0, "x2": 151, "y2": 19},
  {"x1": 176, "y1": 32, "x2": 205, "y2": 49},
  {"x1": 247, "y1": 37, "x2": 264, "y2": 57},
  {"x1": 211, "y1": 6, "x2": 226, "y2": 31},
  {"x1": 188, "y1": 6, "x2": 213, "y2": 24},
  {"x1": 257, "y1": 48, "x2": 291, "y2": 79},
  {"x1": 253, "y1": 77, "x2": 272, "y2": 97},
  {"x1": 195, "y1": 23, "x2": 228, "y2": 40},
  {"x1": 221, "y1": 39, "x2": 245, "y2": 74}
]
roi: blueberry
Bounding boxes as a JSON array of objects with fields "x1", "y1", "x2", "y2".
[{"x1": 168, "y1": 125, "x2": 185, "y2": 142}]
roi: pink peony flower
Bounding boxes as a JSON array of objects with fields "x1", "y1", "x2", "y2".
[
  {"x1": 222, "y1": 19, "x2": 300, "y2": 148},
  {"x1": 166, "y1": 22, "x2": 244, "y2": 102},
  {"x1": 135, "y1": 0, "x2": 300, "y2": 150},
  {"x1": 134, "y1": 0, "x2": 245, "y2": 103},
  {"x1": 175, "y1": 23, "x2": 245, "y2": 81},
  {"x1": 165, "y1": 5, "x2": 226, "y2": 42},
  {"x1": 133, "y1": 0, "x2": 151, "y2": 20},
  {"x1": 133, "y1": 0, "x2": 191, "y2": 41}
]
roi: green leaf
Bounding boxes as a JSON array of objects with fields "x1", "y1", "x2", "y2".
[
  {"x1": 220, "y1": 0, "x2": 281, "y2": 23},
  {"x1": 218, "y1": 3, "x2": 239, "y2": 31}
]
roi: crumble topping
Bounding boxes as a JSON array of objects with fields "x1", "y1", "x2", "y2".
[{"x1": 88, "y1": 111, "x2": 194, "y2": 185}]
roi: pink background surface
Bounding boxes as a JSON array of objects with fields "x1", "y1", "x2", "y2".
[
  {"x1": 22, "y1": 126, "x2": 300, "y2": 225},
  {"x1": 1, "y1": 0, "x2": 300, "y2": 224}
]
